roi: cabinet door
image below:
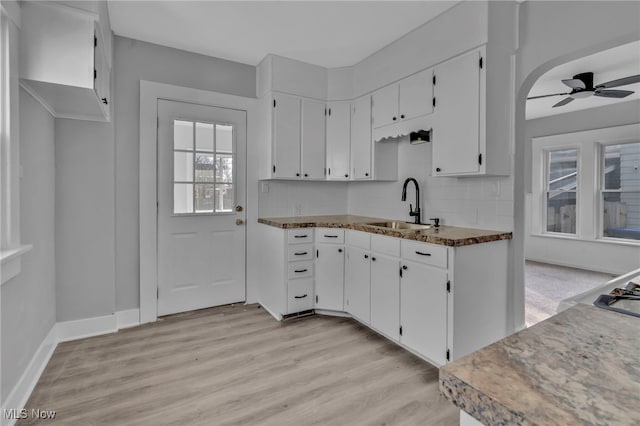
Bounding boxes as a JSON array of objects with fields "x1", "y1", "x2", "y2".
[
  {"x1": 350, "y1": 96, "x2": 372, "y2": 180},
  {"x1": 272, "y1": 93, "x2": 301, "y2": 178},
  {"x1": 301, "y1": 99, "x2": 326, "y2": 179},
  {"x1": 370, "y1": 254, "x2": 400, "y2": 341},
  {"x1": 326, "y1": 101, "x2": 351, "y2": 179},
  {"x1": 315, "y1": 244, "x2": 345, "y2": 311},
  {"x1": 400, "y1": 261, "x2": 447, "y2": 365},
  {"x1": 345, "y1": 246, "x2": 371, "y2": 324},
  {"x1": 371, "y1": 84, "x2": 398, "y2": 128},
  {"x1": 432, "y1": 49, "x2": 481, "y2": 176},
  {"x1": 399, "y1": 69, "x2": 433, "y2": 121}
]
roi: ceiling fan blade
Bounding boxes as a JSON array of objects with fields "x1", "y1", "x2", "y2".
[
  {"x1": 562, "y1": 78, "x2": 586, "y2": 89},
  {"x1": 596, "y1": 75, "x2": 640, "y2": 89},
  {"x1": 527, "y1": 92, "x2": 571, "y2": 100},
  {"x1": 594, "y1": 89, "x2": 634, "y2": 98},
  {"x1": 552, "y1": 97, "x2": 574, "y2": 108}
]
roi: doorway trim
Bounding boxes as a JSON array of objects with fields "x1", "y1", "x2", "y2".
[{"x1": 139, "y1": 81, "x2": 256, "y2": 324}]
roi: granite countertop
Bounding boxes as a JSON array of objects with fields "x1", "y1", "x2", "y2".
[
  {"x1": 439, "y1": 304, "x2": 640, "y2": 425},
  {"x1": 257, "y1": 215, "x2": 512, "y2": 247}
]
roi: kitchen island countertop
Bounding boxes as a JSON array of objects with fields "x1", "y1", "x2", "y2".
[
  {"x1": 258, "y1": 215, "x2": 512, "y2": 247},
  {"x1": 439, "y1": 303, "x2": 640, "y2": 425}
]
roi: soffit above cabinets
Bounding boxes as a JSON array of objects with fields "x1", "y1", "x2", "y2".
[
  {"x1": 526, "y1": 40, "x2": 640, "y2": 120},
  {"x1": 107, "y1": 1, "x2": 460, "y2": 68}
]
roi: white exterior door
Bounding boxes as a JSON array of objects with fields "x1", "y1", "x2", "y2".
[{"x1": 157, "y1": 100, "x2": 246, "y2": 316}]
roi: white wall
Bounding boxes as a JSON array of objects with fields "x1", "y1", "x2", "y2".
[
  {"x1": 258, "y1": 181, "x2": 348, "y2": 218},
  {"x1": 114, "y1": 36, "x2": 256, "y2": 311},
  {"x1": 513, "y1": 0, "x2": 640, "y2": 329},
  {"x1": 1, "y1": 88, "x2": 56, "y2": 399},
  {"x1": 524, "y1": 102, "x2": 640, "y2": 275}
]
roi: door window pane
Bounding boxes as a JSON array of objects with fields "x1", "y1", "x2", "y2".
[
  {"x1": 216, "y1": 184, "x2": 234, "y2": 212},
  {"x1": 174, "y1": 184, "x2": 193, "y2": 214},
  {"x1": 216, "y1": 154, "x2": 233, "y2": 183},
  {"x1": 196, "y1": 122, "x2": 214, "y2": 152},
  {"x1": 195, "y1": 184, "x2": 215, "y2": 213},
  {"x1": 174, "y1": 152, "x2": 193, "y2": 182},
  {"x1": 216, "y1": 124, "x2": 233, "y2": 153},
  {"x1": 174, "y1": 120, "x2": 193, "y2": 150},
  {"x1": 546, "y1": 149, "x2": 578, "y2": 234},
  {"x1": 195, "y1": 154, "x2": 215, "y2": 182}
]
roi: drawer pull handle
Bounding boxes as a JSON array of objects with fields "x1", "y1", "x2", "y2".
[
  {"x1": 415, "y1": 251, "x2": 432, "y2": 257},
  {"x1": 323, "y1": 235, "x2": 339, "y2": 238},
  {"x1": 294, "y1": 269, "x2": 308, "y2": 273},
  {"x1": 294, "y1": 294, "x2": 308, "y2": 299},
  {"x1": 294, "y1": 252, "x2": 308, "y2": 256},
  {"x1": 294, "y1": 235, "x2": 308, "y2": 238}
]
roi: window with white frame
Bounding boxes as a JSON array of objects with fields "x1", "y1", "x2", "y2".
[
  {"x1": 601, "y1": 141, "x2": 640, "y2": 241},
  {"x1": 545, "y1": 148, "x2": 578, "y2": 234}
]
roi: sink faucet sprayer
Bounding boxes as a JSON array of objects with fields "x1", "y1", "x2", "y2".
[{"x1": 401, "y1": 177, "x2": 421, "y2": 224}]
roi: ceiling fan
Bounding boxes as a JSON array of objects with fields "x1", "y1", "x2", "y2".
[{"x1": 527, "y1": 72, "x2": 640, "y2": 108}]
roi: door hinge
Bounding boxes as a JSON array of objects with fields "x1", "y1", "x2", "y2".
[
  {"x1": 157, "y1": 287, "x2": 159, "y2": 300},
  {"x1": 399, "y1": 266, "x2": 403, "y2": 278},
  {"x1": 447, "y1": 280, "x2": 451, "y2": 293},
  {"x1": 324, "y1": 107, "x2": 327, "y2": 116},
  {"x1": 94, "y1": 69, "x2": 97, "y2": 80},
  {"x1": 94, "y1": 36, "x2": 97, "y2": 47},
  {"x1": 479, "y1": 57, "x2": 483, "y2": 69},
  {"x1": 316, "y1": 295, "x2": 318, "y2": 303},
  {"x1": 446, "y1": 349, "x2": 450, "y2": 361},
  {"x1": 328, "y1": 167, "x2": 331, "y2": 176},
  {"x1": 273, "y1": 99, "x2": 276, "y2": 108},
  {"x1": 432, "y1": 97, "x2": 436, "y2": 108},
  {"x1": 316, "y1": 249, "x2": 319, "y2": 258},
  {"x1": 328, "y1": 108, "x2": 331, "y2": 116},
  {"x1": 478, "y1": 153, "x2": 483, "y2": 165},
  {"x1": 273, "y1": 165, "x2": 276, "y2": 174},
  {"x1": 399, "y1": 326, "x2": 403, "y2": 336},
  {"x1": 433, "y1": 74, "x2": 436, "y2": 86}
]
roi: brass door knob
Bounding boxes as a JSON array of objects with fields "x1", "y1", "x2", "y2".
[
  {"x1": 235, "y1": 205, "x2": 243, "y2": 212},
  {"x1": 236, "y1": 219, "x2": 244, "y2": 226}
]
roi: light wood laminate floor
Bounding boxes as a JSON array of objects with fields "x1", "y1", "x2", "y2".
[{"x1": 20, "y1": 304, "x2": 458, "y2": 425}]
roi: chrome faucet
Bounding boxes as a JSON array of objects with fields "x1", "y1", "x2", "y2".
[{"x1": 401, "y1": 177, "x2": 421, "y2": 224}]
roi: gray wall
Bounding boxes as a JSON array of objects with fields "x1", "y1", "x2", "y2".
[
  {"x1": 55, "y1": 117, "x2": 115, "y2": 321},
  {"x1": 1, "y1": 89, "x2": 56, "y2": 399},
  {"x1": 114, "y1": 36, "x2": 256, "y2": 311}
]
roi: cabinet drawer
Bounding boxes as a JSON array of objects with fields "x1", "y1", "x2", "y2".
[
  {"x1": 315, "y1": 228, "x2": 345, "y2": 244},
  {"x1": 287, "y1": 260, "x2": 313, "y2": 279},
  {"x1": 287, "y1": 278, "x2": 314, "y2": 313},
  {"x1": 401, "y1": 240, "x2": 447, "y2": 268},
  {"x1": 347, "y1": 230, "x2": 371, "y2": 250},
  {"x1": 371, "y1": 234, "x2": 400, "y2": 257},
  {"x1": 288, "y1": 229, "x2": 313, "y2": 244},
  {"x1": 288, "y1": 244, "x2": 313, "y2": 261}
]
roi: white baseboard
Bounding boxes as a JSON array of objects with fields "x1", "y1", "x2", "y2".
[
  {"x1": 116, "y1": 308, "x2": 140, "y2": 329},
  {"x1": 259, "y1": 303, "x2": 282, "y2": 321},
  {"x1": 1, "y1": 325, "x2": 57, "y2": 426},
  {"x1": 56, "y1": 314, "x2": 117, "y2": 343}
]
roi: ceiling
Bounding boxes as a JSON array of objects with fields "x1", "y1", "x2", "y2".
[
  {"x1": 107, "y1": 1, "x2": 460, "y2": 68},
  {"x1": 526, "y1": 40, "x2": 640, "y2": 120}
]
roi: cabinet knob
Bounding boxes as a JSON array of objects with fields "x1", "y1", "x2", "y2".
[
  {"x1": 400, "y1": 114, "x2": 405, "y2": 119},
  {"x1": 365, "y1": 172, "x2": 369, "y2": 177},
  {"x1": 345, "y1": 174, "x2": 349, "y2": 178},
  {"x1": 392, "y1": 116, "x2": 397, "y2": 121},
  {"x1": 364, "y1": 254, "x2": 369, "y2": 259},
  {"x1": 304, "y1": 173, "x2": 308, "y2": 177},
  {"x1": 436, "y1": 167, "x2": 442, "y2": 172},
  {"x1": 338, "y1": 248, "x2": 343, "y2": 253},
  {"x1": 402, "y1": 265, "x2": 408, "y2": 270},
  {"x1": 372, "y1": 257, "x2": 376, "y2": 261},
  {"x1": 102, "y1": 98, "x2": 108, "y2": 105},
  {"x1": 296, "y1": 173, "x2": 300, "y2": 177}
]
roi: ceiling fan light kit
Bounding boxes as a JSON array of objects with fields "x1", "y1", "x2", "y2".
[{"x1": 528, "y1": 71, "x2": 640, "y2": 108}]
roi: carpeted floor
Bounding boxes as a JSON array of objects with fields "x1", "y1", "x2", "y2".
[{"x1": 525, "y1": 261, "x2": 616, "y2": 327}]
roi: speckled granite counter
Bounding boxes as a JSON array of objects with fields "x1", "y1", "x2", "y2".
[
  {"x1": 258, "y1": 215, "x2": 512, "y2": 247},
  {"x1": 439, "y1": 304, "x2": 640, "y2": 425}
]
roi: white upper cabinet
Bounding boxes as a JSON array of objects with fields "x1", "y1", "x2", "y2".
[
  {"x1": 372, "y1": 68, "x2": 433, "y2": 130},
  {"x1": 325, "y1": 101, "x2": 351, "y2": 180},
  {"x1": 301, "y1": 99, "x2": 326, "y2": 179},
  {"x1": 350, "y1": 96, "x2": 372, "y2": 180},
  {"x1": 432, "y1": 48, "x2": 482, "y2": 176},
  {"x1": 19, "y1": 2, "x2": 110, "y2": 122},
  {"x1": 272, "y1": 93, "x2": 302, "y2": 179}
]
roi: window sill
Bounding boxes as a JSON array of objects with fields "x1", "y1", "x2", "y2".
[
  {"x1": 531, "y1": 233, "x2": 640, "y2": 247},
  {"x1": 1, "y1": 244, "x2": 33, "y2": 285}
]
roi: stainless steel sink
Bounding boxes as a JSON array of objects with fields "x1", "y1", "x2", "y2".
[{"x1": 365, "y1": 221, "x2": 432, "y2": 231}]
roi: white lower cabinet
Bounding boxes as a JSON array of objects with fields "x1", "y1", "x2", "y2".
[
  {"x1": 345, "y1": 246, "x2": 371, "y2": 324},
  {"x1": 370, "y1": 254, "x2": 400, "y2": 341},
  {"x1": 399, "y1": 261, "x2": 447, "y2": 365},
  {"x1": 314, "y1": 228, "x2": 345, "y2": 311}
]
